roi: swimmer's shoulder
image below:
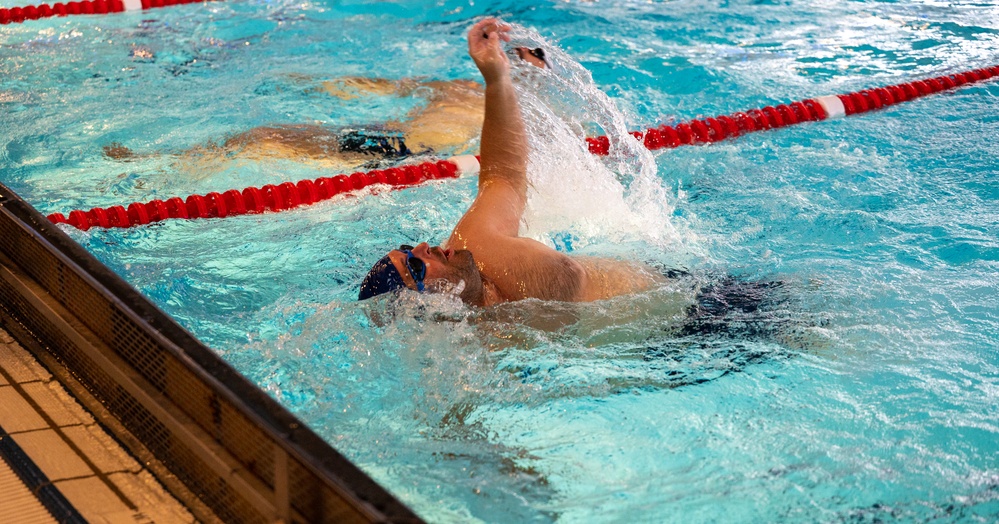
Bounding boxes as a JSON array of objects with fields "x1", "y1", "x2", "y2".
[{"x1": 573, "y1": 257, "x2": 668, "y2": 301}]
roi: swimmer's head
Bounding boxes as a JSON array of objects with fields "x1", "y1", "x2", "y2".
[
  {"x1": 358, "y1": 243, "x2": 486, "y2": 305},
  {"x1": 357, "y1": 250, "x2": 419, "y2": 301},
  {"x1": 512, "y1": 47, "x2": 552, "y2": 70},
  {"x1": 508, "y1": 46, "x2": 554, "y2": 87}
]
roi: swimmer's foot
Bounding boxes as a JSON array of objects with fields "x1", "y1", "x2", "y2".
[{"x1": 103, "y1": 142, "x2": 136, "y2": 161}]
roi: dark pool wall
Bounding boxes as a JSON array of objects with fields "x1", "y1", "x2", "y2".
[{"x1": 0, "y1": 182, "x2": 422, "y2": 523}]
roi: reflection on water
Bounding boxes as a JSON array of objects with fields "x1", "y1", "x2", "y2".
[{"x1": 4, "y1": 0, "x2": 999, "y2": 521}]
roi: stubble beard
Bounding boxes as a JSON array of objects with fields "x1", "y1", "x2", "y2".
[{"x1": 440, "y1": 249, "x2": 485, "y2": 306}]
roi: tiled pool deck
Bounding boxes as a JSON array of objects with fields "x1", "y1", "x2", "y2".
[{"x1": 0, "y1": 325, "x2": 195, "y2": 523}]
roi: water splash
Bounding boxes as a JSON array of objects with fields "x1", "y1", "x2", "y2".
[{"x1": 506, "y1": 25, "x2": 680, "y2": 251}]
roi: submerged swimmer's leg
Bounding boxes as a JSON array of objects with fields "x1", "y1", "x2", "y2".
[
  {"x1": 678, "y1": 277, "x2": 789, "y2": 339},
  {"x1": 642, "y1": 274, "x2": 797, "y2": 386}
]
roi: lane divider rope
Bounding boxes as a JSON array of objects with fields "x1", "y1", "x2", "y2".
[
  {"x1": 585, "y1": 65, "x2": 999, "y2": 155},
  {"x1": 0, "y1": 0, "x2": 206, "y2": 25},
  {"x1": 47, "y1": 159, "x2": 468, "y2": 231},
  {"x1": 48, "y1": 65, "x2": 999, "y2": 231}
]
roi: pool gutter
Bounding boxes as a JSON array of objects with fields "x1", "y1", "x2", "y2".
[{"x1": 0, "y1": 181, "x2": 422, "y2": 523}]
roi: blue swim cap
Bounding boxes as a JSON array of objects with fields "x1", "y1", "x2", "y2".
[{"x1": 358, "y1": 255, "x2": 407, "y2": 300}]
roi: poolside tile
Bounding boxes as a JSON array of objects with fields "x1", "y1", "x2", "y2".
[
  {"x1": 11, "y1": 429, "x2": 93, "y2": 481},
  {"x1": 53, "y1": 476, "x2": 132, "y2": 522},
  {"x1": 20, "y1": 381, "x2": 94, "y2": 427},
  {"x1": 0, "y1": 385, "x2": 48, "y2": 433},
  {"x1": 108, "y1": 471, "x2": 196, "y2": 523},
  {"x1": 0, "y1": 335, "x2": 52, "y2": 384},
  {"x1": 62, "y1": 424, "x2": 141, "y2": 474}
]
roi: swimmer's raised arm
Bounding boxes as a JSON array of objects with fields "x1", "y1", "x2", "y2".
[{"x1": 459, "y1": 18, "x2": 529, "y2": 238}]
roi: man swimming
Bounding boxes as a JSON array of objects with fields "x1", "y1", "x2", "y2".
[
  {"x1": 104, "y1": 77, "x2": 482, "y2": 170},
  {"x1": 224, "y1": 47, "x2": 551, "y2": 163},
  {"x1": 358, "y1": 19, "x2": 667, "y2": 305},
  {"x1": 104, "y1": 49, "x2": 552, "y2": 170}
]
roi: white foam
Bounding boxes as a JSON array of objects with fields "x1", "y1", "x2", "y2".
[{"x1": 506, "y1": 25, "x2": 680, "y2": 251}]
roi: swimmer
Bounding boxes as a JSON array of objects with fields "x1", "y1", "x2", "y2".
[
  {"x1": 104, "y1": 50, "x2": 549, "y2": 169},
  {"x1": 215, "y1": 77, "x2": 485, "y2": 162},
  {"x1": 358, "y1": 19, "x2": 668, "y2": 305},
  {"x1": 103, "y1": 77, "x2": 480, "y2": 170}
]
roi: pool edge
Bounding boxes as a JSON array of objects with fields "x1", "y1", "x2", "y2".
[{"x1": 0, "y1": 182, "x2": 423, "y2": 524}]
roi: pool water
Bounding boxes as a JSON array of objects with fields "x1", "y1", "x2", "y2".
[{"x1": 3, "y1": 0, "x2": 999, "y2": 522}]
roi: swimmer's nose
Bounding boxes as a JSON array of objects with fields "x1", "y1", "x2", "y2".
[{"x1": 414, "y1": 242, "x2": 431, "y2": 255}]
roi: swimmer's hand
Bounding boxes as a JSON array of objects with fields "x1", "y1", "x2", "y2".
[{"x1": 468, "y1": 18, "x2": 512, "y2": 85}]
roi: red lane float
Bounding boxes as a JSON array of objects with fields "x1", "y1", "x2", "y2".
[
  {"x1": 0, "y1": 0, "x2": 208, "y2": 25},
  {"x1": 585, "y1": 65, "x2": 999, "y2": 155},
  {"x1": 47, "y1": 158, "x2": 470, "y2": 231},
  {"x1": 49, "y1": 65, "x2": 999, "y2": 231}
]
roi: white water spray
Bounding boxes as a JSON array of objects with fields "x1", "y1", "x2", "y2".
[{"x1": 507, "y1": 25, "x2": 680, "y2": 252}]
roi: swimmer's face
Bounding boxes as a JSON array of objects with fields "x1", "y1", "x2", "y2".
[
  {"x1": 386, "y1": 243, "x2": 444, "y2": 291},
  {"x1": 387, "y1": 242, "x2": 486, "y2": 305},
  {"x1": 513, "y1": 47, "x2": 549, "y2": 69}
]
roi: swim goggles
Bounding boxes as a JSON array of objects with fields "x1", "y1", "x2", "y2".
[{"x1": 398, "y1": 244, "x2": 427, "y2": 292}]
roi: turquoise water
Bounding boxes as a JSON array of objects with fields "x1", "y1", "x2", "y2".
[{"x1": 3, "y1": 0, "x2": 999, "y2": 522}]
